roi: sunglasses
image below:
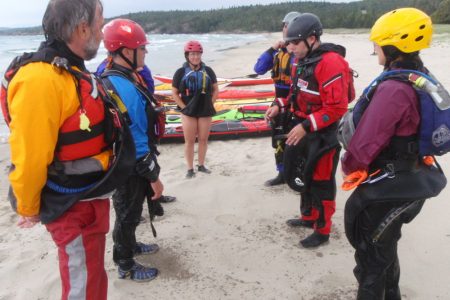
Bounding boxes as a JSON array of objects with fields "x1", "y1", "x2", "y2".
[{"x1": 286, "y1": 39, "x2": 302, "y2": 46}]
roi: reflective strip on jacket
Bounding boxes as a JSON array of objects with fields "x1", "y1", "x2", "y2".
[{"x1": 287, "y1": 51, "x2": 350, "y2": 132}]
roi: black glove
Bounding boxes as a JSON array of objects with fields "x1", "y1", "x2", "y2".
[
  {"x1": 147, "y1": 198, "x2": 164, "y2": 221},
  {"x1": 135, "y1": 152, "x2": 160, "y2": 182}
]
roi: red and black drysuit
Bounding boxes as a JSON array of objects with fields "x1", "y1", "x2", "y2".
[{"x1": 281, "y1": 43, "x2": 351, "y2": 235}]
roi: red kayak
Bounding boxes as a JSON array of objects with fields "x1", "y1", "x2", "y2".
[
  {"x1": 154, "y1": 75, "x2": 273, "y2": 87},
  {"x1": 218, "y1": 89, "x2": 274, "y2": 99},
  {"x1": 220, "y1": 77, "x2": 273, "y2": 86}
]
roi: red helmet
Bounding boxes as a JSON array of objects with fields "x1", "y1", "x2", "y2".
[
  {"x1": 184, "y1": 40, "x2": 203, "y2": 53},
  {"x1": 103, "y1": 19, "x2": 149, "y2": 52}
]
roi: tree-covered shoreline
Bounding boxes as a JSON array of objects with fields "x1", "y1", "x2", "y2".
[{"x1": 1, "y1": 0, "x2": 449, "y2": 36}]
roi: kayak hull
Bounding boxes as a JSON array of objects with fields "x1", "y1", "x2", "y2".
[
  {"x1": 161, "y1": 105, "x2": 271, "y2": 142},
  {"x1": 154, "y1": 75, "x2": 273, "y2": 87}
]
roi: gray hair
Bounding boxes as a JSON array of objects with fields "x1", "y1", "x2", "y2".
[{"x1": 42, "y1": 0, "x2": 102, "y2": 42}]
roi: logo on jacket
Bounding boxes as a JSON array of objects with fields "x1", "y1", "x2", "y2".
[
  {"x1": 432, "y1": 124, "x2": 450, "y2": 147},
  {"x1": 297, "y1": 79, "x2": 309, "y2": 89}
]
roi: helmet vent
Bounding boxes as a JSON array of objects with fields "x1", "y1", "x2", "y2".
[
  {"x1": 419, "y1": 24, "x2": 426, "y2": 30},
  {"x1": 401, "y1": 34, "x2": 408, "y2": 40},
  {"x1": 415, "y1": 36, "x2": 424, "y2": 42}
]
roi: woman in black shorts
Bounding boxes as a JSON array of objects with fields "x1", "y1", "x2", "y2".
[{"x1": 172, "y1": 40, "x2": 219, "y2": 178}]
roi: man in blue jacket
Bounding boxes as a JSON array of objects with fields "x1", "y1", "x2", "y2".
[{"x1": 254, "y1": 11, "x2": 300, "y2": 186}]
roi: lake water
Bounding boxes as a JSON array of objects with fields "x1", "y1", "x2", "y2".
[{"x1": 0, "y1": 33, "x2": 267, "y2": 141}]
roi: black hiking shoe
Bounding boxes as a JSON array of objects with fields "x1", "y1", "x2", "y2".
[
  {"x1": 198, "y1": 165, "x2": 212, "y2": 174},
  {"x1": 300, "y1": 232, "x2": 329, "y2": 248},
  {"x1": 264, "y1": 172, "x2": 285, "y2": 186},
  {"x1": 286, "y1": 218, "x2": 314, "y2": 228},
  {"x1": 186, "y1": 169, "x2": 195, "y2": 179}
]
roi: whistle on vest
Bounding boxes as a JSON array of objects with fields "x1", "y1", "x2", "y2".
[
  {"x1": 342, "y1": 170, "x2": 368, "y2": 191},
  {"x1": 79, "y1": 110, "x2": 91, "y2": 132}
]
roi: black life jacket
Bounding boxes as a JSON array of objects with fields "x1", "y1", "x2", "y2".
[{"x1": 101, "y1": 64, "x2": 164, "y2": 148}]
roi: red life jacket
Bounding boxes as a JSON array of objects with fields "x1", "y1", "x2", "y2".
[
  {"x1": 2, "y1": 49, "x2": 136, "y2": 224},
  {"x1": 101, "y1": 67, "x2": 166, "y2": 144},
  {"x1": 290, "y1": 43, "x2": 355, "y2": 120},
  {"x1": 1, "y1": 53, "x2": 111, "y2": 162}
]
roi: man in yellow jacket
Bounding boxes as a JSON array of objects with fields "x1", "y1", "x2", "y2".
[{"x1": 2, "y1": 1, "x2": 133, "y2": 299}]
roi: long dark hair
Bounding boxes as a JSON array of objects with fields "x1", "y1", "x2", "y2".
[{"x1": 382, "y1": 45, "x2": 424, "y2": 71}]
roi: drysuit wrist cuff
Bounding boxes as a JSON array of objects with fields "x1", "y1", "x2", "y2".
[
  {"x1": 271, "y1": 98, "x2": 285, "y2": 109},
  {"x1": 136, "y1": 152, "x2": 160, "y2": 183},
  {"x1": 267, "y1": 47, "x2": 276, "y2": 55},
  {"x1": 301, "y1": 119, "x2": 311, "y2": 132}
]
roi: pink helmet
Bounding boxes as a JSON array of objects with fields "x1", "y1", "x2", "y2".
[
  {"x1": 103, "y1": 19, "x2": 149, "y2": 52},
  {"x1": 184, "y1": 40, "x2": 203, "y2": 53}
]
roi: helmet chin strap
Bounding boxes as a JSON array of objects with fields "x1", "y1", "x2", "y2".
[
  {"x1": 188, "y1": 59, "x2": 200, "y2": 69},
  {"x1": 303, "y1": 39, "x2": 316, "y2": 57},
  {"x1": 118, "y1": 48, "x2": 138, "y2": 70}
]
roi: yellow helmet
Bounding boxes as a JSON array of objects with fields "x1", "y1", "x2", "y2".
[{"x1": 370, "y1": 7, "x2": 432, "y2": 53}]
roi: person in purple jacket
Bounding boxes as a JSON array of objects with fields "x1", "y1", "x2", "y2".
[
  {"x1": 341, "y1": 8, "x2": 446, "y2": 299},
  {"x1": 254, "y1": 11, "x2": 300, "y2": 187}
]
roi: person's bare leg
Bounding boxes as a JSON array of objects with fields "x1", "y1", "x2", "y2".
[
  {"x1": 197, "y1": 117, "x2": 212, "y2": 167},
  {"x1": 181, "y1": 115, "x2": 198, "y2": 170}
]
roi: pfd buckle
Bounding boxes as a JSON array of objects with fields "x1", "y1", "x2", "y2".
[
  {"x1": 385, "y1": 163, "x2": 396, "y2": 178},
  {"x1": 51, "y1": 56, "x2": 70, "y2": 70}
]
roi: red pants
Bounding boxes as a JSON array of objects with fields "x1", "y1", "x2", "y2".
[
  {"x1": 45, "y1": 199, "x2": 110, "y2": 300},
  {"x1": 300, "y1": 148, "x2": 339, "y2": 235}
]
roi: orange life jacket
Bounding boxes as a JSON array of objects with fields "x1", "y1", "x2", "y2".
[
  {"x1": 271, "y1": 48, "x2": 292, "y2": 86},
  {"x1": 1, "y1": 53, "x2": 111, "y2": 162}
]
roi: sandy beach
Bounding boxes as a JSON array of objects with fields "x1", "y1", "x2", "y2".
[{"x1": 0, "y1": 32, "x2": 450, "y2": 300}]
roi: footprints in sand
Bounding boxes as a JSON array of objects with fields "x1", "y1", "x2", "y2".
[{"x1": 137, "y1": 246, "x2": 194, "y2": 280}]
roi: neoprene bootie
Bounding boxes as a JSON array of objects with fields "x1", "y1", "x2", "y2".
[
  {"x1": 264, "y1": 172, "x2": 285, "y2": 186},
  {"x1": 286, "y1": 218, "x2": 314, "y2": 228},
  {"x1": 300, "y1": 232, "x2": 329, "y2": 248}
]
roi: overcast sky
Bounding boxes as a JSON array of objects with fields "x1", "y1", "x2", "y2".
[{"x1": 0, "y1": 0, "x2": 357, "y2": 28}]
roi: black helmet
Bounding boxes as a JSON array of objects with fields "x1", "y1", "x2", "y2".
[{"x1": 285, "y1": 13, "x2": 323, "y2": 42}]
